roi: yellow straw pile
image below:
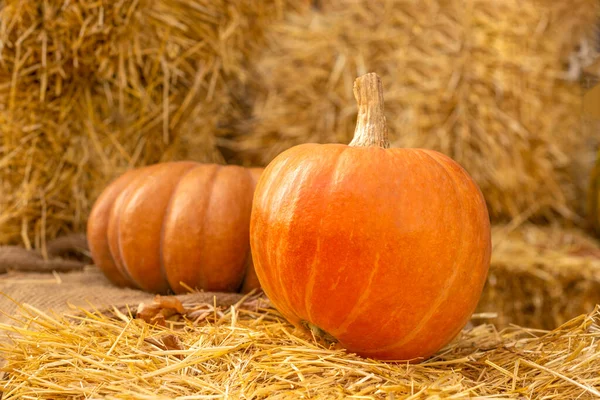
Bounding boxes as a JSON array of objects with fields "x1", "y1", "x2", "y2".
[{"x1": 1, "y1": 294, "x2": 600, "y2": 398}]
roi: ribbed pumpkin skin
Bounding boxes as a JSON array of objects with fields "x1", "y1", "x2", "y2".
[
  {"x1": 87, "y1": 161, "x2": 262, "y2": 294},
  {"x1": 250, "y1": 145, "x2": 491, "y2": 361}
]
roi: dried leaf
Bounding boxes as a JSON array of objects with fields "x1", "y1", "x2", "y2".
[{"x1": 136, "y1": 296, "x2": 187, "y2": 326}]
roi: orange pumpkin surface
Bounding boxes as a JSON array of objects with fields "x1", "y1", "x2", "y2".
[
  {"x1": 87, "y1": 162, "x2": 262, "y2": 294},
  {"x1": 250, "y1": 73, "x2": 491, "y2": 361}
]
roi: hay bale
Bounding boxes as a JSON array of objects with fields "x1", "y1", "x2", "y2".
[
  {"x1": 478, "y1": 223, "x2": 600, "y2": 330},
  {"x1": 590, "y1": 147, "x2": 600, "y2": 235},
  {"x1": 229, "y1": 0, "x2": 600, "y2": 223},
  {"x1": 1, "y1": 294, "x2": 600, "y2": 398},
  {"x1": 0, "y1": 0, "x2": 306, "y2": 247}
]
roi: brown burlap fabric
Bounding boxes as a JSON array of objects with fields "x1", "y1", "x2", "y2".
[
  {"x1": 0, "y1": 234, "x2": 244, "y2": 323},
  {"x1": 0, "y1": 236, "x2": 247, "y2": 373},
  {"x1": 0, "y1": 234, "x2": 90, "y2": 275},
  {"x1": 0, "y1": 268, "x2": 245, "y2": 326}
]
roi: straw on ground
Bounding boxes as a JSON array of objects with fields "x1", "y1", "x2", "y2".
[{"x1": 1, "y1": 293, "x2": 600, "y2": 399}]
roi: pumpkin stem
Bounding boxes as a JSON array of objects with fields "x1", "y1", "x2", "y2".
[{"x1": 349, "y1": 72, "x2": 390, "y2": 149}]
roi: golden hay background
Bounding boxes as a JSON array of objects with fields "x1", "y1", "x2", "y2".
[
  {"x1": 0, "y1": 0, "x2": 598, "y2": 247},
  {"x1": 229, "y1": 0, "x2": 600, "y2": 224},
  {"x1": 0, "y1": 0, "x2": 308, "y2": 247},
  {"x1": 477, "y1": 223, "x2": 600, "y2": 330}
]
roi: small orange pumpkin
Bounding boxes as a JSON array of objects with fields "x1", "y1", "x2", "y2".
[
  {"x1": 87, "y1": 162, "x2": 262, "y2": 294},
  {"x1": 250, "y1": 73, "x2": 491, "y2": 361}
]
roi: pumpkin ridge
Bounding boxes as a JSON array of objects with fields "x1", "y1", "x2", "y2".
[
  {"x1": 303, "y1": 146, "x2": 350, "y2": 325},
  {"x1": 269, "y1": 167, "x2": 303, "y2": 317},
  {"x1": 114, "y1": 174, "x2": 151, "y2": 289},
  {"x1": 103, "y1": 213, "x2": 127, "y2": 285},
  {"x1": 192, "y1": 164, "x2": 222, "y2": 292},
  {"x1": 106, "y1": 195, "x2": 133, "y2": 286},
  {"x1": 327, "y1": 150, "x2": 407, "y2": 339},
  {"x1": 359, "y1": 150, "x2": 473, "y2": 355},
  {"x1": 330, "y1": 252, "x2": 382, "y2": 339},
  {"x1": 112, "y1": 206, "x2": 137, "y2": 288},
  {"x1": 252, "y1": 155, "x2": 297, "y2": 318},
  {"x1": 110, "y1": 170, "x2": 154, "y2": 289},
  {"x1": 272, "y1": 151, "x2": 325, "y2": 322},
  {"x1": 117, "y1": 162, "x2": 197, "y2": 293},
  {"x1": 88, "y1": 167, "x2": 146, "y2": 288},
  {"x1": 325, "y1": 150, "x2": 416, "y2": 341},
  {"x1": 158, "y1": 163, "x2": 204, "y2": 293}
]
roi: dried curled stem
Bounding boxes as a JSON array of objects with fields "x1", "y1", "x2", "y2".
[{"x1": 349, "y1": 72, "x2": 390, "y2": 149}]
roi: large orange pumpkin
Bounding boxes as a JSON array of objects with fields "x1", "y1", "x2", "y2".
[
  {"x1": 250, "y1": 73, "x2": 491, "y2": 361},
  {"x1": 87, "y1": 162, "x2": 262, "y2": 294}
]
